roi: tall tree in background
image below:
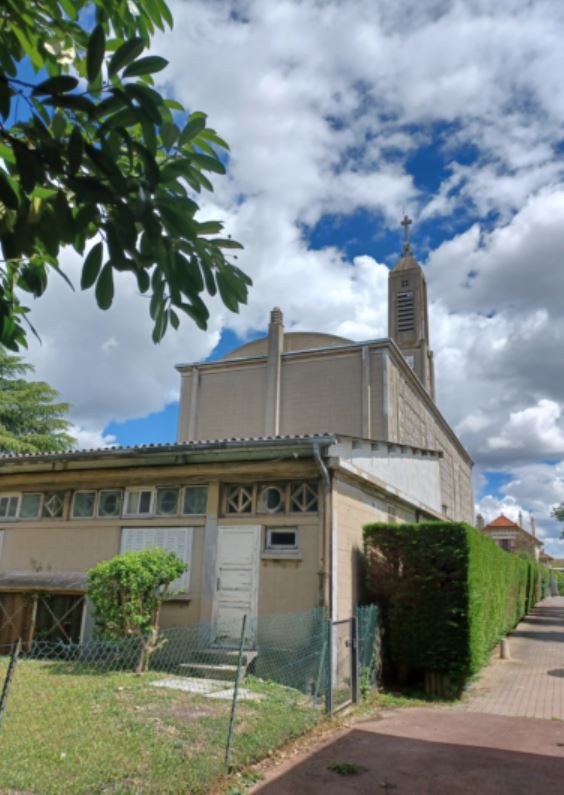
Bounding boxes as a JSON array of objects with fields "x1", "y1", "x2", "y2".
[
  {"x1": 551, "y1": 504, "x2": 564, "y2": 540},
  {"x1": 0, "y1": 348, "x2": 74, "y2": 452},
  {"x1": 0, "y1": 1, "x2": 249, "y2": 350}
]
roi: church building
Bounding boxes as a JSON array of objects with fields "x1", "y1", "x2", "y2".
[{"x1": 0, "y1": 221, "x2": 474, "y2": 648}]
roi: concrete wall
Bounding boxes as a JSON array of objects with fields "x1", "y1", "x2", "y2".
[
  {"x1": 280, "y1": 352, "x2": 363, "y2": 437},
  {"x1": 386, "y1": 354, "x2": 474, "y2": 523},
  {"x1": 332, "y1": 438, "x2": 442, "y2": 515},
  {"x1": 332, "y1": 476, "x2": 417, "y2": 621}
]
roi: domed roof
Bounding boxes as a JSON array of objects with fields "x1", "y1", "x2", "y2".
[
  {"x1": 391, "y1": 251, "x2": 423, "y2": 272},
  {"x1": 222, "y1": 331, "x2": 353, "y2": 360}
]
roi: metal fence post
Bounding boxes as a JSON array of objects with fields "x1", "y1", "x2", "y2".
[
  {"x1": 326, "y1": 618, "x2": 333, "y2": 714},
  {"x1": 351, "y1": 615, "x2": 360, "y2": 703},
  {"x1": 0, "y1": 638, "x2": 22, "y2": 730},
  {"x1": 224, "y1": 614, "x2": 247, "y2": 772}
]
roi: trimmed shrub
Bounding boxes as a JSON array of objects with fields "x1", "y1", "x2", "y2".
[{"x1": 364, "y1": 522, "x2": 549, "y2": 692}]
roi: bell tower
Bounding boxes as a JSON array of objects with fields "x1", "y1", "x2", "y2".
[{"x1": 388, "y1": 215, "x2": 435, "y2": 399}]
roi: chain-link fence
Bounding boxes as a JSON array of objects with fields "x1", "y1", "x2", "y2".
[{"x1": 0, "y1": 605, "x2": 379, "y2": 795}]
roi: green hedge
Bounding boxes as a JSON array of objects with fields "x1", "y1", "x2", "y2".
[{"x1": 364, "y1": 522, "x2": 549, "y2": 691}]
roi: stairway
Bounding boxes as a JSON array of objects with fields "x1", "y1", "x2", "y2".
[{"x1": 178, "y1": 649, "x2": 258, "y2": 682}]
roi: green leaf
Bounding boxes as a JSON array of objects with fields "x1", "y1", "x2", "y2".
[
  {"x1": 12, "y1": 142, "x2": 39, "y2": 193},
  {"x1": 87, "y1": 24, "x2": 106, "y2": 83},
  {"x1": 95, "y1": 263, "x2": 114, "y2": 309},
  {"x1": 123, "y1": 56, "x2": 168, "y2": 78},
  {"x1": 81, "y1": 242, "x2": 104, "y2": 289},
  {"x1": 124, "y1": 84, "x2": 162, "y2": 124},
  {"x1": 160, "y1": 121, "x2": 179, "y2": 149},
  {"x1": 212, "y1": 238, "x2": 244, "y2": 250},
  {"x1": 0, "y1": 77, "x2": 12, "y2": 121},
  {"x1": 33, "y1": 75, "x2": 80, "y2": 95},
  {"x1": 0, "y1": 170, "x2": 19, "y2": 209},
  {"x1": 190, "y1": 153, "x2": 226, "y2": 174},
  {"x1": 197, "y1": 220, "x2": 223, "y2": 235},
  {"x1": 178, "y1": 115, "x2": 207, "y2": 147},
  {"x1": 68, "y1": 128, "x2": 84, "y2": 174},
  {"x1": 108, "y1": 38, "x2": 145, "y2": 77}
]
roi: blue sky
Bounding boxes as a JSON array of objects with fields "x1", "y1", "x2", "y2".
[{"x1": 20, "y1": 0, "x2": 564, "y2": 553}]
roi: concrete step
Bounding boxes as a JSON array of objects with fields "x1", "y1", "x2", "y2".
[
  {"x1": 187, "y1": 649, "x2": 258, "y2": 667},
  {"x1": 178, "y1": 662, "x2": 239, "y2": 682}
]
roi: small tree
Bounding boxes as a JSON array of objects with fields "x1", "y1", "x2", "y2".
[{"x1": 88, "y1": 547, "x2": 186, "y2": 673}]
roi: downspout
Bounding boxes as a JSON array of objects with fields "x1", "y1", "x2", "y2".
[{"x1": 314, "y1": 443, "x2": 332, "y2": 618}]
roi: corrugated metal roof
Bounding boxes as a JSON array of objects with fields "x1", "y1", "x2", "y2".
[
  {"x1": 0, "y1": 571, "x2": 88, "y2": 591},
  {"x1": 0, "y1": 433, "x2": 337, "y2": 464}
]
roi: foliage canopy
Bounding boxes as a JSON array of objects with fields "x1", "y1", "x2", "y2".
[
  {"x1": 0, "y1": 347, "x2": 74, "y2": 452},
  {"x1": 0, "y1": 0, "x2": 249, "y2": 350},
  {"x1": 88, "y1": 546, "x2": 186, "y2": 672}
]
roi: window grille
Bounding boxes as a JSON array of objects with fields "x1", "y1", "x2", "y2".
[
  {"x1": 290, "y1": 482, "x2": 318, "y2": 513},
  {"x1": 42, "y1": 493, "x2": 65, "y2": 518},
  {"x1": 226, "y1": 485, "x2": 253, "y2": 514}
]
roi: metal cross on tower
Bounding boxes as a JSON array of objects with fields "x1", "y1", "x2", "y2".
[{"x1": 401, "y1": 214, "x2": 412, "y2": 254}]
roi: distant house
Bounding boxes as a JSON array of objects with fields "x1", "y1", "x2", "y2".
[
  {"x1": 481, "y1": 514, "x2": 543, "y2": 561},
  {"x1": 539, "y1": 549, "x2": 554, "y2": 568}
]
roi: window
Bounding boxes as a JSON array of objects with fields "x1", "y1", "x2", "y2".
[
  {"x1": 499, "y1": 539, "x2": 511, "y2": 551},
  {"x1": 42, "y1": 492, "x2": 65, "y2": 518},
  {"x1": 120, "y1": 527, "x2": 193, "y2": 591},
  {"x1": 0, "y1": 529, "x2": 4, "y2": 561},
  {"x1": 290, "y1": 482, "x2": 318, "y2": 513},
  {"x1": 265, "y1": 527, "x2": 298, "y2": 552},
  {"x1": 0, "y1": 495, "x2": 19, "y2": 520},
  {"x1": 401, "y1": 279, "x2": 409, "y2": 287},
  {"x1": 224, "y1": 481, "x2": 320, "y2": 515},
  {"x1": 98, "y1": 490, "x2": 122, "y2": 518},
  {"x1": 124, "y1": 489, "x2": 153, "y2": 516},
  {"x1": 226, "y1": 485, "x2": 253, "y2": 514},
  {"x1": 72, "y1": 491, "x2": 96, "y2": 518},
  {"x1": 257, "y1": 484, "x2": 285, "y2": 514},
  {"x1": 20, "y1": 493, "x2": 41, "y2": 519},
  {"x1": 183, "y1": 486, "x2": 208, "y2": 515},
  {"x1": 156, "y1": 487, "x2": 179, "y2": 516}
]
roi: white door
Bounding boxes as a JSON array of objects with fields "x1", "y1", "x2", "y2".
[{"x1": 213, "y1": 525, "x2": 260, "y2": 647}]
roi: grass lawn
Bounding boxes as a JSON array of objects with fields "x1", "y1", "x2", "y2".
[{"x1": 0, "y1": 658, "x2": 318, "y2": 795}]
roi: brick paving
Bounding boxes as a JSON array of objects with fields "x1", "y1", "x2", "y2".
[
  {"x1": 251, "y1": 597, "x2": 564, "y2": 793},
  {"x1": 463, "y1": 596, "x2": 564, "y2": 720}
]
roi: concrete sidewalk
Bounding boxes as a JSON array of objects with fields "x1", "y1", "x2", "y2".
[
  {"x1": 463, "y1": 595, "x2": 564, "y2": 719},
  {"x1": 251, "y1": 596, "x2": 564, "y2": 794}
]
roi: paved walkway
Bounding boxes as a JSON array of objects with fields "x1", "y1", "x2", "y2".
[
  {"x1": 463, "y1": 595, "x2": 564, "y2": 719},
  {"x1": 251, "y1": 596, "x2": 564, "y2": 794}
]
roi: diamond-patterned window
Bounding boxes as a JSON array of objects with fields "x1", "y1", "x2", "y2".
[
  {"x1": 42, "y1": 492, "x2": 65, "y2": 518},
  {"x1": 290, "y1": 481, "x2": 318, "y2": 513},
  {"x1": 226, "y1": 485, "x2": 253, "y2": 514},
  {"x1": 257, "y1": 484, "x2": 285, "y2": 514}
]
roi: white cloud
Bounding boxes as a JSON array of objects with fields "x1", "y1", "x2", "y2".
[{"x1": 12, "y1": 0, "x2": 564, "y2": 540}]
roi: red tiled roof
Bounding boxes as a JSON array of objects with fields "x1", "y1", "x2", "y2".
[
  {"x1": 483, "y1": 514, "x2": 542, "y2": 546},
  {"x1": 484, "y1": 514, "x2": 520, "y2": 529}
]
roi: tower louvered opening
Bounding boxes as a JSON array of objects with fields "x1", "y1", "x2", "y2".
[{"x1": 397, "y1": 291, "x2": 415, "y2": 332}]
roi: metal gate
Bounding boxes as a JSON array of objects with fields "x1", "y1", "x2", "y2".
[{"x1": 328, "y1": 616, "x2": 359, "y2": 713}]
